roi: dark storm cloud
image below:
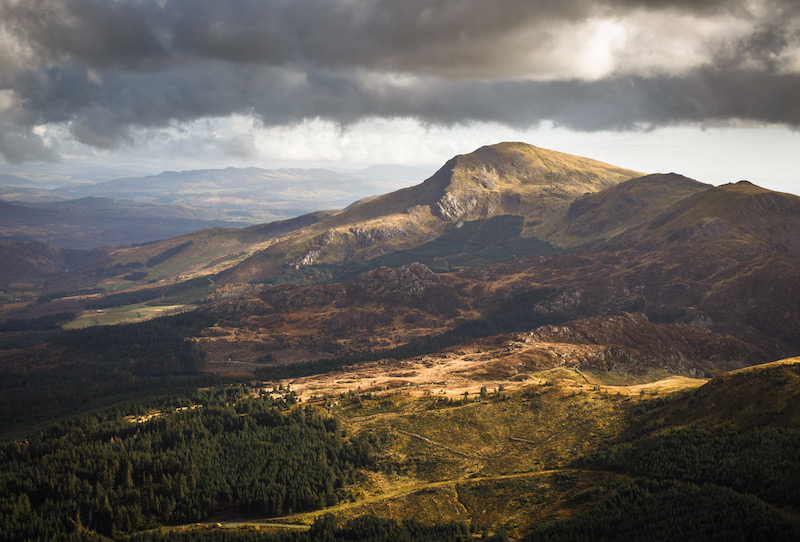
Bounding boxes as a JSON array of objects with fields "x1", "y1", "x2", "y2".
[
  {"x1": 0, "y1": 0, "x2": 798, "y2": 162},
  {"x1": 0, "y1": 0, "x2": 758, "y2": 73},
  {"x1": 14, "y1": 61, "x2": 797, "y2": 145}
]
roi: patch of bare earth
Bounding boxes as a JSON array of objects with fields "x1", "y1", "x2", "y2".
[{"x1": 284, "y1": 335, "x2": 708, "y2": 403}]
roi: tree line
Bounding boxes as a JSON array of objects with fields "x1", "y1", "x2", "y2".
[{"x1": 0, "y1": 385, "x2": 385, "y2": 540}]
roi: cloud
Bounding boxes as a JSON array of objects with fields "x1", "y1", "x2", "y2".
[
  {"x1": 0, "y1": 0, "x2": 763, "y2": 78},
  {"x1": 0, "y1": 0, "x2": 799, "y2": 163}
]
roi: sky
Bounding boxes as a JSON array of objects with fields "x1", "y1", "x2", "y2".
[{"x1": 0, "y1": 0, "x2": 799, "y2": 194}]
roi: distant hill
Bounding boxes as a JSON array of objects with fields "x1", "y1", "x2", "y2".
[
  {"x1": 0, "y1": 165, "x2": 430, "y2": 250},
  {"x1": 545, "y1": 172, "x2": 712, "y2": 247},
  {"x1": 0, "y1": 241, "x2": 87, "y2": 282},
  {"x1": 0, "y1": 186, "x2": 70, "y2": 204},
  {"x1": 0, "y1": 200, "x2": 55, "y2": 221},
  {"x1": 54, "y1": 166, "x2": 416, "y2": 221},
  {"x1": 0, "y1": 174, "x2": 37, "y2": 186},
  {"x1": 0, "y1": 197, "x2": 252, "y2": 249},
  {"x1": 616, "y1": 180, "x2": 800, "y2": 253},
  {"x1": 5, "y1": 142, "x2": 639, "y2": 291}
]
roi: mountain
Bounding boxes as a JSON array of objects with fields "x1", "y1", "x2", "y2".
[
  {"x1": 1, "y1": 165, "x2": 432, "y2": 250},
  {"x1": 0, "y1": 185, "x2": 70, "y2": 203},
  {"x1": 88, "y1": 209, "x2": 336, "y2": 281},
  {"x1": 617, "y1": 180, "x2": 800, "y2": 252},
  {"x1": 0, "y1": 200, "x2": 55, "y2": 222},
  {"x1": 597, "y1": 181, "x2": 800, "y2": 352},
  {"x1": 219, "y1": 142, "x2": 642, "y2": 283},
  {"x1": 191, "y1": 168, "x2": 800, "y2": 363},
  {"x1": 0, "y1": 241, "x2": 87, "y2": 282},
  {"x1": 0, "y1": 142, "x2": 641, "y2": 307},
  {"x1": 3, "y1": 141, "x2": 799, "y2": 363},
  {"x1": 545, "y1": 172, "x2": 711, "y2": 247}
]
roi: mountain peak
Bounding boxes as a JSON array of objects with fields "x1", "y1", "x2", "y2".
[
  {"x1": 422, "y1": 142, "x2": 642, "y2": 222},
  {"x1": 320, "y1": 142, "x2": 641, "y2": 226}
]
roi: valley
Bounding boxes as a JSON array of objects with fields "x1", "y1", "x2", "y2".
[{"x1": 1, "y1": 142, "x2": 799, "y2": 540}]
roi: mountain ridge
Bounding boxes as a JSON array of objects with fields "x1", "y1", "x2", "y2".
[{"x1": 218, "y1": 142, "x2": 643, "y2": 283}]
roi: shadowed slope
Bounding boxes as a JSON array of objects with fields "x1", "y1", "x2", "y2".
[{"x1": 546, "y1": 173, "x2": 711, "y2": 247}]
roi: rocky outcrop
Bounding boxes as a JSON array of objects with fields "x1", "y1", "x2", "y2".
[
  {"x1": 432, "y1": 164, "x2": 503, "y2": 221},
  {"x1": 520, "y1": 312, "x2": 768, "y2": 375},
  {"x1": 434, "y1": 191, "x2": 481, "y2": 221},
  {"x1": 198, "y1": 161, "x2": 800, "y2": 366},
  {"x1": 348, "y1": 225, "x2": 408, "y2": 248},
  {"x1": 348, "y1": 263, "x2": 446, "y2": 303}
]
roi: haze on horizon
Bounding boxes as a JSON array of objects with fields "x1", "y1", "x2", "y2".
[{"x1": 1, "y1": 0, "x2": 799, "y2": 196}]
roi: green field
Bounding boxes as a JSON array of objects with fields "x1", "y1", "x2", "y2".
[{"x1": 63, "y1": 303, "x2": 195, "y2": 329}]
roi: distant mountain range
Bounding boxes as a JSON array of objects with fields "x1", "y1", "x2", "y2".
[
  {"x1": 54, "y1": 166, "x2": 416, "y2": 211},
  {"x1": 0, "y1": 198, "x2": 252, "y2": 250},
  {"x1": 0, "y1": 165, "x2": 430, "y2": 248}
]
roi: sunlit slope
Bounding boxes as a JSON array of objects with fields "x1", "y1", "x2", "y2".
[
  {"x1": 329, "y1": 141, "x2": 642, "y2": 226},
  {"x1": 271, "y1": 357, "x2": 800, "y2": 537},
  {"x1": 92, "y1": 211, "x2": 336, "y2": 284}
]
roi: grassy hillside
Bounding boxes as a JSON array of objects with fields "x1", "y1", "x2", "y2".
[
  {"x1": 0, "y1": 241, "x2": 85, "y2": 282},
  {"x1": 272, "y1": 359, "x2": 800, "y2": 538},
  {"x1": 4, "y1": 356, "x2": 798, "y2": 540},
  {"x1": 614, "y1": 181, "x2": 800, "y2": 253},
  {"x1": 0, "y1": 143, "x2": 671, "y2": 329}
]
